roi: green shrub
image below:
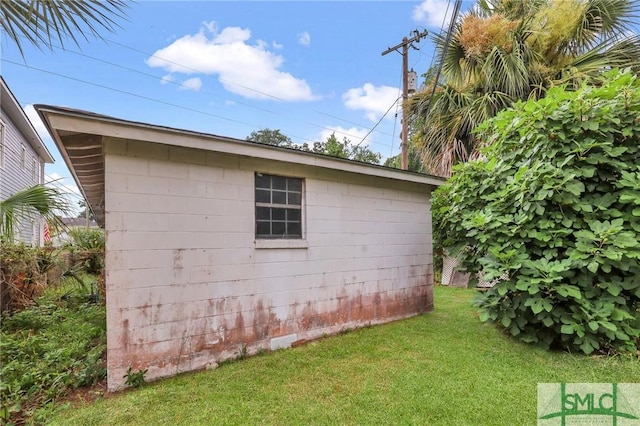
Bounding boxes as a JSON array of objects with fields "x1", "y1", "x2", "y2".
[
  {"x1": 0, "y1": 245, "x2": 62, "y2": 314},
  {"x1": 65, "y1": 228, "x2": 104, "y2": 275},
  {"x1": 0, "y1": 297, "x2": 106, "y2": 423},
  {"x1": 433, "y1": 69, "x2": 640, "y2": 354}
]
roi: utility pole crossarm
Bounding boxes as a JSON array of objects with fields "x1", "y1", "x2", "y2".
[
  {"x1": 382, "y1": 29, "x2": 428, "y2": 170},
  {"x1": 381, "y1": 30, "x2": 428, "y2": 56}
]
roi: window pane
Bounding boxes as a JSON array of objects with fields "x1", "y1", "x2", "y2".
[
  {"x1": 272, "y1": 190, "x2": 286, "y2": 204},
  {"x1": 256, "y1": 189, "x2": 271, "y2": 203},
  {"x1": 256, "y1": 207, "x2": 270, "y2": 220},
  {"x1": 287, "y1": 192, "x2": 301, "y2": 205},
  {"x1": 272, "y1": 221, "x2": 285, "y2": 235},
  {"x1": 255, "y1": 173, "x2": 270, "y2": 189},
  {"x1": 272, "y1": 176, "x2": 287, "y2": 190},
  {"x1": 288, "y1": 179, "x2": 302, "y2": 192},
  {"x1": 287, "y1": 209, "x2": 301, "y2": 222},
  {"x1": 256, "y1": 221, "x2": 271, "y2": 236},
  {"x1": 272, "y1": 208, "x2": 286, "y2": 220},
  {"x1": 287, "y1": 221, "x2": 301, "y2": 236},
  {"x1": 255, "y1": 174, "x2": 304, "y2": 240}
]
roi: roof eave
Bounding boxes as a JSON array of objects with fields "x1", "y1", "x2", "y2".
[{"x1": 1, "y1": 78, "x2": 55, "y2": 164}]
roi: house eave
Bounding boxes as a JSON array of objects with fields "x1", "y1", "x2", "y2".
[
  {"x1": 1, "y1": 78, "x2": 55, "y2": 164},
  {"x1": 35, "y1": 104, "x2": 445, "y2": 227}
]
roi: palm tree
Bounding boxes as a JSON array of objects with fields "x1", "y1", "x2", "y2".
[
  {"x1": 1, "y1": 0, "x2": 128, "y2": 55},
  {"x1": 409, "y1": 0, "x2": 640, "y2": 176},
  {"x1": 0, "y1": 184, "x2": 72, "y2": 244}
]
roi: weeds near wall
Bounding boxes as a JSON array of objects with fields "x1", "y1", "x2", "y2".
[
  {"x1": 123, "y1": 368, "x2": 148, "y2": 388},
  {"x1": 0, "y1": 293, "x2": 106, "y2": 424}
]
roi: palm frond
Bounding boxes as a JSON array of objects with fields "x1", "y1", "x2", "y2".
[
  {"x1": 0, "y1": 0, "x2": 129, "y2": 55},
  {"x1": 0, "y1": 184, "x2": 72, "y2": 243},
  {"x1": 556, "y1": 34, "x2": 640, "y2": 87}
]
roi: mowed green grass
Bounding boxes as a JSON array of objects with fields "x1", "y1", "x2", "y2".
[{"x1": 49, "y1": 286, "x2": 639, "y2": 425}]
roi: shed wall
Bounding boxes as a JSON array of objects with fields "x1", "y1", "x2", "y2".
[{"x1": 104, "y1": 138, "x2": 434, "y2": 390}]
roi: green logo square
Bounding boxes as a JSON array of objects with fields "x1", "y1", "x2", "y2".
[{"x1": 538, "y1": 383, "x2": 640, "y2": 425}]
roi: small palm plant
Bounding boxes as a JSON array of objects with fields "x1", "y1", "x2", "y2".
[{"x1": 0, "y1": 184, "x2": 72, "y2": 244}]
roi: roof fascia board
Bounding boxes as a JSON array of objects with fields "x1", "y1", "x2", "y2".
[
  {"x1": 39, "y1": 107, "x2": 445, "y2": 187},
  {"x1": 1, "y1": 78, "x2": 55, "y2": 163}
]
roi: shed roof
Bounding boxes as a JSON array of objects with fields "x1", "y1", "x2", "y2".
[
  {"x1": 36, "y1": 105, "x2": 445, "y2": 227},
  {"x1": 1, "y1": 78, "x2": 54, "y2": 163}
]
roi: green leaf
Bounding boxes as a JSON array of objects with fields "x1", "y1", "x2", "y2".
[
  {"x1": 580, "y1": 340, "x2": 595, "y2": 354},
  {"x1": 587, "y1": 262, "x2": 598, "y2": 273},
  {"x1": 599, "y1": 321, "x2": 617, "y2": 332},
  {"x1": 564, "y1": 180, "x2": 585, "y2": 196},
  {"x1": 560, "y1": 324, "x2": 574, "y2": 334}
]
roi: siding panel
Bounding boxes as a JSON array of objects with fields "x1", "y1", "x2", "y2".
[{"x1": 0, "y1": 108, "x2": 44, "y2": 244}]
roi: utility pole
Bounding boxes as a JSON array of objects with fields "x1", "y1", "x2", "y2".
[{"x1": 382, "y1": 29, "x2": 428, "y2": 170}]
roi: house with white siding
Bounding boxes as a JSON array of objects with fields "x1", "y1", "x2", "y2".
[
  {"x1": 36, "y1": 104, "x2": 444, "y2": 391},
  {"x1": 0, "y1": 77, "x2": 54, "y2": 245}
]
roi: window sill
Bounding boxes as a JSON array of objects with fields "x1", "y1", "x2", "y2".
[{"x1": 255, "y1": 239, "x2": 309, "y2": 249}]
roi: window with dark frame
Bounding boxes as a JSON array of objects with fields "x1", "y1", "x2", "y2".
[{"x1": 255, "y1": 173, "x2": 303, "y2": 239}]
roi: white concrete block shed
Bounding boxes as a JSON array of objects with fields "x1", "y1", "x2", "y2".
[{"x1": 36, "y1": 105, "x2": 444, "y2": 390}]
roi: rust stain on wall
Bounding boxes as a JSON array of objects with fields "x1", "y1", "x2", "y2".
[{"x1": 110, "y1": 280, "x2": 433, "y2": 390}]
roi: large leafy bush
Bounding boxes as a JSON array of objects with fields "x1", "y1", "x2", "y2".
[{"x1": 433, "y1": 69, "x2": 640, "y2": 354}]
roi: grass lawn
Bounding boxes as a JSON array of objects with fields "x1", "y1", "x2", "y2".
[{"x1": 49, "y1": 286, "x2": 639, "y2": 425}]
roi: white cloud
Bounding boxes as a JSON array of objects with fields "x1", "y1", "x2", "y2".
[
  {"x1": 297, "y1": 31, "x2": 311, "y2": 46},
  {"x1": 272, "y1": 41, "x2": 283, "y2": 49},
  {"x1": 45, "y1": 172, "x2": 80, "y2": 195},
  {"x1": 45, "y1": 172, "x2": 82, "y2": 214},
  {"x1": 342, "y1": 83, "x2": 400, "y2": 122},
  {"x1": 146, "y1": 21, "x2": 316, "y2": 101},
  {"x1": 180, "y1": 77, "x2": 202, "y2": 91},
  {"x1": 24, "y1": 105, "x2": 51, "y2": 141},
  {"x1": 160, "y1": 74, "x2": 175, "y2": 85},
  {"x1": 412, "y1": 0, "x2": 453, "y2": 28},
  {"x1": 319, "y1": 126, "x2": 371, "y2": 146}
]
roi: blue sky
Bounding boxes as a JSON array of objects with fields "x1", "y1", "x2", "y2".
[{"x1": 1, "y1": 0, "x2": 459, "y2": 206}]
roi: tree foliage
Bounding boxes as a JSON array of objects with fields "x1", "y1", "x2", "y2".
[
  {"x1": 0, "y1": 0, "x2": 129, "y2": 55},
  {"x1": 246, "y1": 128, "x2": 295, "y2": 148},
  {"x1": 410, "y1": 0, "x2": 640, "y2": 176},
  {"x1": 307, "y1": 133, "x2": 381, "y2": 164},
  {"x1": 433, "y1": 69, "x2": 640, "y2": 354},
  {"x1": 383, "y1": 141, "x2": 426, "y2": 173},
  {"x1": 246, "y1": 129, "x2": 381, "y2": 164},
  {"x1": 76, "y1": 200, "x2": 96, "y2": 221}
]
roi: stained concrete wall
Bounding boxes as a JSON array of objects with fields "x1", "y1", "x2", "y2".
[{"x1": 104, "y1": 138, "x2": 434, "y2": 390}]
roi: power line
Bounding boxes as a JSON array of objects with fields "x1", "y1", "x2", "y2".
[
  {"x1": 103, "y1": 38, "x2": 398, "y2": 145},
  {"x1": 355, "y1": 96, "x2": 401, "y2": 148},
  {"x1": 2, "y1": 58, "x2": 263, "y2": 128},
  {"x1": 40, "y1": 41, "x2": 279, "y2": 116},
  {"x1": 389, "y1": 65, "x2": 404, "y2": 157},
  {"x1": 3, "y1": 59, "x2": 399, "y2": 151},
  {"x1": 6, "y1": 30, "x2": 403, "y2": 152},
  {"x1": 422, "y1": 0, "x2": 463, "y2": 120}
]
